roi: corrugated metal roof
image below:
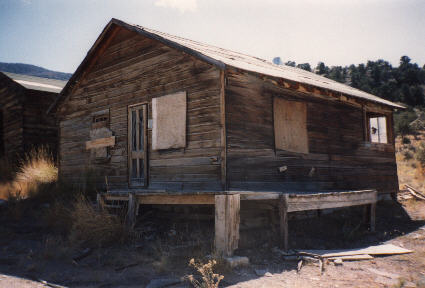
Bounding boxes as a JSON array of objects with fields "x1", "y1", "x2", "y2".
[
  {"x1": 120, "y1": 20, "x2": 403, "y2": 109},
  {"x1": 1, "y1": 72, "x2": 67, "y2": 93}
]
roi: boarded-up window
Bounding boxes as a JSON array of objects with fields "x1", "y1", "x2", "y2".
[
  {"x1": 152, "y1": 91, "x2": 186, "y2": 150},
  {"x1": 369, "y1": 115, "x2": 387, "y2": 144},
  {"x1": 273, "y1": 98, "x2": 308, "y2": 153}
]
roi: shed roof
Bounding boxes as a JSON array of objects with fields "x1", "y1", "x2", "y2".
[
  {"x1": 52, "y1": 18, "x2": 404, "y2": 112},
  {"x1": 1, "y1": 72, "x2": 67, "y2": 93}
]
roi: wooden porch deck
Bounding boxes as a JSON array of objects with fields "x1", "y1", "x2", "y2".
[{"x1": 98, "y1": 189, "x2": 378, "y2": 256}]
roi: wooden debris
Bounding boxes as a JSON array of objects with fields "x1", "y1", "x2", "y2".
[
  {"x1": 115, "y1": 262, "x2": 139, "y2": 272},
  {"x1": 333, "y1": 258, "x2": 343, "y2": 266},
  {"x1": 37, "y1": 279, "x2": 67, "y2": 288},
  {"x1": 72, "y1": 248, "x2": 92, "y2": 263},
  {"x1": 300, "y1": 243, "x2": 412, "y2": 258},
  {"x1": 405, "y1": 184, "x2": 425, "y2": 201},
  {"x1": 297, "y1": 259, "x2": 303, "y2": 273},
  {"x1": 328, "y1": 254, "x2": 373, "y2": 261},
  {"x1": 224, "y1": 256, "x2": 249, "y2": 268}
]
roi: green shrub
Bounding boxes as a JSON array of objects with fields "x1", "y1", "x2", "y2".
[
  {"x1": 394, "y1": 110, "x2": 417, "y2": 135},
  {"x1": 402, "y1": 137, "x2": 411, "y2": 144}
]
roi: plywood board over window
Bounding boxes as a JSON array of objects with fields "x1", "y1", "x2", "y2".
[
  {"x1": 273, "y1": 98, "x2": 308, "y2": 153},
  {"x1": 152, "y1": 91, "x2": 187, "y2": 150}
]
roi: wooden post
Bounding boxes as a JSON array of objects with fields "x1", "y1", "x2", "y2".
[
  {"x1": 215, "y1": 194, "x2": 240, "y2": 257},
  {"x1": 126, "y1": 192, "x2": 138, "y2": 229},
  {"x1": 279, "y1": 194, "x2": 289, "y2": 252},
  {"x1": 363, "y1": 205, "x2": 369, "y2": 224},
  {"x1": 370, "y1": 203, "x2": 376, "y2": 232},
  {"x1": 96, "y1": 193, "x2": 105, "y2": 211}
]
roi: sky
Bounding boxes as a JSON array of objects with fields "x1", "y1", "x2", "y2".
[{"x1": 0, "y1": 0, "x2": 424, "y2": 73}]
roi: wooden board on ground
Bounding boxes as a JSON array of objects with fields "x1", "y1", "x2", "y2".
[
  {"x1": 300, "y1": 244, "x2": 412, "y2": 258},
  {"x1": 328, "y1": 254, "x2": 373, "y2": 261}
]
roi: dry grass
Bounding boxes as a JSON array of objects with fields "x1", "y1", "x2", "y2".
[
  {"x1": 396, "y1": 132, "x2": 425, "y2": 192},
  {"x1": 186, "y1": 258, "x2": 224, "y2": 288},
  {"x1": 68, "y1": 196, "x2": 128, "y2": 247},
  {"x1": 0, "y1": 147, "x2": 57, "y2": 200}
]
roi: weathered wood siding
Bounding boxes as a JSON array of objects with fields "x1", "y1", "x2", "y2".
[
  {"x1": 23, "y1": 90, "x2": 58, "y2": 157},
  {"x1": 225, "y1": 69, "x2": 398, "y2": 197},
  {"x1": 0, "y1": 76, "x2": 25, "y2": 162},
  {"x1": 0, "y1": 74, "x2": 58, "y2": 164},
  {"x1": 58, "y1": 27, "x2": 223, "y2": 190}
]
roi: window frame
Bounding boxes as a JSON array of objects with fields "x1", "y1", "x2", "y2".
[{"x1": 364, "y1": 110, "x2": 392, "y2": 144}]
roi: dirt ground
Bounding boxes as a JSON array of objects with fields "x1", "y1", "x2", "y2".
[{"x1": 0, "y1": 197, "x2": 424, "y2": 288}]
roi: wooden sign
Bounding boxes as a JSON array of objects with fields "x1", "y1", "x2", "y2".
[{"x1": 85, "y1": 136, "x2": 115, "y2": 150}]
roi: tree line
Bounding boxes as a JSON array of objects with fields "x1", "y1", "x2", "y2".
[{"x1": 273, "y1": 56, "x2": 425, "y2": 108}]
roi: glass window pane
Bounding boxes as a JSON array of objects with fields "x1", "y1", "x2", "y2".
[
  {"x1": 369, "y1": 117, "x2": 379, "y2": 143},
  {"x1": 378, "y1": 117, "x2": 387, "y2": 143},
  {"x1": 131, "y1": 158, "x2": 137, "y2": 179},
  {"x1": 139, "y1": 159, "x2": 144, "y2": 179},
  {"x1": 132, "y1": 110, "x2": 136, "y2": 150},
  {"x1": 139, "y1": 109, "x2": 144, "y2": 151}
]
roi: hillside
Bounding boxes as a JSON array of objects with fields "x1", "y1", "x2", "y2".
[{"x1": 0, "y1": 62, "x2": 72, "y2": 81}]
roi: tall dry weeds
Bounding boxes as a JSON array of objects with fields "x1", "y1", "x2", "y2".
[
  {"x1": 396, "y1": 134, "x2": 425, "y2": 192},
  {"x1": 68, "y1": 196, "x2": 127, "y2": 247},
  {"x1": 0, "y1": 147, "x2": 58, "y2": 200}
]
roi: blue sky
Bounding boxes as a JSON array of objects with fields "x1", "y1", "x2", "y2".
[{"x1": 0, "y1": 0, "x2": 424, "y2": 73}]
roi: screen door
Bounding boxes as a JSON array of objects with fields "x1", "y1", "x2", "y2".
[{"x1": 128, "y1": 104, "x2": 148, "y2": 187}]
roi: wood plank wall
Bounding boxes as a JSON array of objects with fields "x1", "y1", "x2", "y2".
[
  {"x1": 58, "y1": 27, "x2": 223, "y2": 191},
  {"x1": 0, "y1": 77, "x2": 25, "y2": 163},
  {"x1": 0, "y1": 75, "x2": 58, "y2": 165},
  {"x1": 23, "y1": 90, "x2": 58, "y2": 157},
  {"x1": 225, "y1": 69, "x2": 399, "y2": 197}
]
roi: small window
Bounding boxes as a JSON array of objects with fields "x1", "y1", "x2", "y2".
[
  {"x1": 368, "y1": 115, "x2": 387, "y2": 144},
  {"x1": 273, "y1": 98, "x2": 308, "y2": 153},
  {"x1": 92, "y1": 111, "x2": 109, "y2": 129}
]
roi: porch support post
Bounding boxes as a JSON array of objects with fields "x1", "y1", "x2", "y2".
[
  {"x1": 126, "y1": 192, "x2": 138, "y2": 229},
  {"x1": 215, "y1": 194, "x2": 240, "y2": 257},
  {"x1": 370, "y1": 203, "x2": 376, "y2": 232},
  {"x1": 279, "y1": 194, "x2": 289, "y2": 252},
  {"x1": 96, "y1": 193, "x2": 105, "y2": 211}
]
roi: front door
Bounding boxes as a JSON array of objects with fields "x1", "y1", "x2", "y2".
[{"x1": 128, "y1": 104, "x2": 148, "y2": 187}]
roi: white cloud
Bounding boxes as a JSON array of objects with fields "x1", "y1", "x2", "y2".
[{"x1": 154, "y1": 0, "x2": 198, "y2": 13}]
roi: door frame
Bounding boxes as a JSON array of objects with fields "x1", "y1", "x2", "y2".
[{"x1": 128, "y1": 102, "x2": 148, "y2": 187}]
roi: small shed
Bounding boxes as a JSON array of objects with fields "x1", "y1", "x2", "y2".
[
  {"x1": 0, "y1": 72, "x2": 66, "y2": 162},
  {"x1": 50, "y1": 19, "x2": 403, "y2": 255}
]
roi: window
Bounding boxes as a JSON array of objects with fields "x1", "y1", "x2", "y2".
[
  {"x1": 273, "y1": 98, "x2": 308, "y2": 153},
  {"x1": 87, "y1": 109, "x2": 113, "y2": 160},
  {"x1": 92, "y1": 112, "x2": 109, "y2": 129},
  {"x1": 368, "y1": 115, "x2": 388, "y2": 144},
  {"x1": 152, "y1": 91, "x2": 187, "y2": 150}
]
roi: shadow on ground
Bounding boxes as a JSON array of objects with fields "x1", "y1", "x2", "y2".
[{"x1": 0, "y1": 199, "x2": 424, "y2": 287}]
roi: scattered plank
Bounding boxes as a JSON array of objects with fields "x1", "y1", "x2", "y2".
[
  {"x1": 72, "y1": 248, "x2": 93, "y2": 263},
  {"x1": 115, "y1": 262, "x2": 139, "y2": 272},
  {"x1": 299, "y1": 244, "x2": 412, "y2": 258},
  {"x1": 328, "y1": 254, "x2": 373, "y2": 261},
  {"x1": 405, "y1": 184, "x2": 425, "y2": 201}
]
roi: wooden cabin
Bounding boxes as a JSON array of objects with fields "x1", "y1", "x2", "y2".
[
  {"x1": 50, "y1": 19, "x2": 403, "y2": 255},
  {"x1": 0, "y1": 72, "x2": 66, "y2": 163}
]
